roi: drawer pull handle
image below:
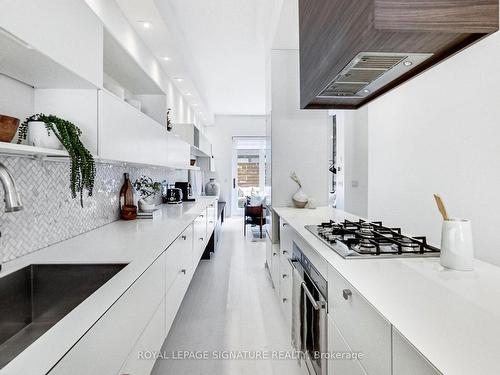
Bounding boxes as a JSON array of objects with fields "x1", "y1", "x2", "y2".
[
  {"x1": 200, "y1": 215, "x2": 204, "y2": 218},
  {"x1": 209, "y1": 221, "x2": 214, "y2": 224},
  {"x1": 343, "y1": 289, "x2": 352, "y2": 300},
  {"x1": 180, "y1": 269, "x2": 187, "y2": 275},
  {"x1": 282, "y1": 274, "x2": 288, "y2": 279},
  {"x1": 199, "y1": 237, "x2": 204, "y2": 241},
  {"x1": 273, "y1": 252, "x2": 277, "y2": 257},
  {"x1": 181, "y1": 235, "x2": 187, "y2": 240},
  {"x1": 282, "y1": 223, "x2": 288, "y2": 227},
  {"x1": 282, "y1": 250, "x2": 288, "y2": 255},
  {"x1": 282, "y1": 298, "x2": 287, "y2": 303}
]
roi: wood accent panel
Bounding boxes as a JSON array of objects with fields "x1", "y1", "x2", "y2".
[
  {"x1": 299, "y1": 0, "x2": 499, "y2": 109},
  {"x1": 375, "y1": 0, "x2": 499, "y2": 33}
]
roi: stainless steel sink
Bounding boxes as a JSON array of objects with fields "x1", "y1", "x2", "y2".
[{"x1": 0, "y1": 263, "x2": 127, "y2": 369}]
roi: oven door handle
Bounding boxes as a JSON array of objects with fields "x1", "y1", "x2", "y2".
[{"x1": 301, "y1": 282, "x2": 326, "y2": 310}]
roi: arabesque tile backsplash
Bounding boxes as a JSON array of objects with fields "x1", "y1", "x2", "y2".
[{"x1": 0, "y1": 155, "x2": 187, "y2": 262}]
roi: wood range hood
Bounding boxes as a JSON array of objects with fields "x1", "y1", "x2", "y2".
[{"x1": 299, "y1": 0, "x2": 499, "y2": 109}]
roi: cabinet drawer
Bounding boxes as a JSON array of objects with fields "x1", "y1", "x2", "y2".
[
  {"x1": 193, "y1": 210, "x2": 207, "y2": 265},
  {"x1": 206, "y1": 200, "x2": 217, "y2": 235},
  {"x1": 270, "y1": 244, "x2": 281, "y2": 290},
  {"x1": 279, "y1": 257, "x2": 292, "y2": 327},
  {"x1": 393, "y1": 329, "x2": 441, "y2": 375},
  {"x1": 166, "y1": 225, "x2": 193, "y2": 290},
  {"x1": 165, "y1": 266, "x2": 191, "y2": 336},
  {"x1": 279, "y1": 218, "x2": 293, "y2": 256},
  {"x1": 328, "y1": 317, "x2": 367, "y2": 375},
  {"x1": 50, "y1": 253, "x2": 166, "y2": 375},
  {"x1": 119, "y1": 298, "x2": 166, "y2": 375},
  {"x1": 328, "y1": 266, "x2": 391, "y2": 375}
]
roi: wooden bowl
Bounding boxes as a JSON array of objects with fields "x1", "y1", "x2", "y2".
[
  {"x1": 0, "y1": 115, "x2": 20, "y2": 142},
  {"x1": 121, "y1": 205, "x2": 137, "y2": 220}
]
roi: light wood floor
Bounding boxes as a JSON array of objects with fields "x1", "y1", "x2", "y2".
[{"x1": 151, "y1": 218, "x2": 304, "y2": 375}]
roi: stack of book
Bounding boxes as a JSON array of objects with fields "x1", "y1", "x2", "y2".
[{"x1": 137, "y1": 208, "x2": 163, "y2": 220}]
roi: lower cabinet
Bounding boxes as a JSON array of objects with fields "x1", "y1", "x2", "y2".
[
  {"x1": 328, "y1": 266, "x2": 391, "y2": 375},
  {"x1": 392, "y1": 329, "x2": 441, "y2": 375},
  {"x1": 119, "y1": 298, "x2": 166, "y2": 375},
  {"x1": 270, "y1": 243, "x2": 281, "y2": 291},
  {"x1": 193, "y1": 210, "x2": 208, "y2": 266},
  {"x1": 49, "y1": 252, "x2": 167, "y2": 375},
  {"x1": 279, "y1": 255, "x2": 292, "y2": 326},
  {"x1": 328, "y1": 317, "x2": 367, "y2": 375}
]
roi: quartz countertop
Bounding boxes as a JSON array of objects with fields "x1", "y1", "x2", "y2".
[
  {"x1": 273, "y1": 206, "x2": 500, "y2": 375},
  {"x1": 1, "y1": 197, "x2": 217, "y2": 375}
]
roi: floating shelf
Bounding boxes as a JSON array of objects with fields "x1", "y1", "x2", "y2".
[{"x1": 0, "y1": 142, "x2": 68, "y2": 157}]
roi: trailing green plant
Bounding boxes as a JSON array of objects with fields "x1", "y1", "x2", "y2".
[
  {"x1": 133, "y1": 176, "x2": 161, "y2": 199},
  {"x1": 18, "y1": 114, "x2": 95, "y2": 207}
]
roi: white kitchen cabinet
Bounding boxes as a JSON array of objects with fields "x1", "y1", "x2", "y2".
[
  {"x1": 328, "y1": 266, "x2": 391, "y2": 375},
  {"x1": 393, "y1": 329, "x2": 441, "y2": 375},
  {"x1": 119, "y1": 298, "x2": 166, "y2": 375},
  {"x1": 270, "y1": 244, "x2": 281, "y2": 291},
  {"x1": 328, "y1": 317, "x2": 367, "y2": 375},
  {"x1": 0, "y1": 0, "x2": 103, "y2": 87},
  {"x1": 193, "y1": 210, "x2": 208, "y2": 266},
  {"x1": 198, "y1": 132, "x2": 211, "y2": 156},
  {"x1": 206, "y1": 200, "x2": 217, "y2": 235},
  {"x1": 279, "y1": 218, "x2": 293, "y2": 259},
  {"x1": 50, "y1": 252, "x2": 166, "y2": 375},
  {"x1": 279, "y1": 255, "x2": 293, "y2": 327},
  {"x1": 98, "y1": 89, "x2": 169, "y2": 166},
  {"x1": 166, "y1": 132, "x2": 191, "y2": 168}
]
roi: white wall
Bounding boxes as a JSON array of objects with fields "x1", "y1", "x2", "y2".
[
  {"x1": 271, "y1": 49, "x2": 330, "y2": 208},
  {"x1": 367, "y1": 27, "x2": 500, "y2": 265},
  {"x1": 0, "y1": 75, "x2": 33, "y2": 121},
  {"x1": 336, "y1": 108, "x2": 369, "y2": 217},
  {"x1": 205, "y1": 115, "x2": 266, "y2": 216}
]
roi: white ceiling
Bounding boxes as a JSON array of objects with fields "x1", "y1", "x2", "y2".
[{"x1": 118, "y1": 0, "x2": 283, "y2": 117}]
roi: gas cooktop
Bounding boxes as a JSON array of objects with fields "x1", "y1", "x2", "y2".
[{"x1": 305, "y1": 219, "x2": 440, "y2": 259}]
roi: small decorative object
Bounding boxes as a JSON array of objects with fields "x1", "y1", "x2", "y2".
[
  {"x1": 290, "y1": 171, "x2": 308, "y2": 208},
  {"x1": 26, "y1": 120, "x2": 63, "y2": 149},
  {"x1": 205, "y1": 178, "x2": 220, "y2": 197},
  {"x1": 120, "y1": 173, "x2": 135, "y2": 217},
  {"x1": 166, "y1": 108, "x2": 173, "y2": 131},
  {"x1": 121, "y1": 204, "x2": 138, "y2": 220},
  {"x1": 18, "y1": 114, "x2": 95, "y2": 207},
  {"x1": 133, "y1": 175, "x2": 161, "y2": 213},
  {"x1": 440, "y1": 219, "x2": 474, "y2": 271},
  {"x1": 433, "y1": 194, "x2": 474, "y2": 271},
  {"x1": 0, "y1": 114, "x2": 20, "y2": 142}
]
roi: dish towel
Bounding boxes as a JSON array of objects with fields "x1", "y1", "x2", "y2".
[{"x1": 291, "y1": 265, "x2": 303, "y2": 355}]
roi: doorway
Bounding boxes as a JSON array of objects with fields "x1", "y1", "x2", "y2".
[{"x1": 231, "y1": 137, "x2": 267, "y2": 216}]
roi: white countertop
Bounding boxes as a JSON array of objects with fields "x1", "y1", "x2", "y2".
[
  {"x1": 1, "y1": 197, "x2": 217, "y2": 375},
  {"x1": 273, "y1": 206, "x2": 500, "y2": 375}
]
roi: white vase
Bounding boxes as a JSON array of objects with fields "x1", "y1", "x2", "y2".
[
  {"x1": 205, "y1": 178, "x2": 220, "y2": 197},
  {"x1": 28, "y1": 121, "x2": 63, "y2": 150},
  {"x1": 440, "y1": 219, "x2": 474, "y2": 271},
  {"x1": 292, "y1": 188, "x2": 308, "y2": 208}
]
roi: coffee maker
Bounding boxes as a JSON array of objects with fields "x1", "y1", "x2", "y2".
[{"x1": 175, "y1": 182, "x2": 195, "y2": 202}]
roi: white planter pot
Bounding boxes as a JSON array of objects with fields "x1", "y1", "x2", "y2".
[
  {"x1": 138, "y1": 198, "x2": 156, "y2": 213},
  {"x1": 28, "y1": 121, "x2": 63, "y2": 150}
]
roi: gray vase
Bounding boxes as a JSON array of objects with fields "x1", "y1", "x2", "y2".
[{"x1": 205, "y1": 178, "x2": 220, "y2": 197}]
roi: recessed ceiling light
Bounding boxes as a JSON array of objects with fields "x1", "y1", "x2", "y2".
[
  {"x1": 139, "y1": 21, "x2": 152, "y2": 29},
  {"x1": 192, "y1": 103, "x2": 198, "y2": 107},
  {"x1": 162, "y1": 56, "x2": 171, "y2": 61},
  {"x1": 185, "y1": 93, "x2": 192, "y2": 96},
  {"x1": 174, "y1": 77, "x2": 184, "y2": 82},
  {"x1": 363, "y1": 89, "x2": 370, "y2": 94},
  {"x1": 404, "y1": 61, "x2": 413, "y2": 67}
]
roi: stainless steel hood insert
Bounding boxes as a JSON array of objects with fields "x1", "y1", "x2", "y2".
[{"x1": 318, "y1": 52, "x2": 433, "y2": 98}]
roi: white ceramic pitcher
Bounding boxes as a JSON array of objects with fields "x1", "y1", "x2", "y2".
[{"x1": 440, "y1": 219, "x2": 474, "y2": 271}]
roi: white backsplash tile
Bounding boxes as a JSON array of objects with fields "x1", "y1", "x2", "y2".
[{"x1": 0, "y1": 155, "x2": 187, "y2": 262}]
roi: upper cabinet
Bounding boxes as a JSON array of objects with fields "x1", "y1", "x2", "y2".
[
  {"x1": 299, "y1": 0, "x2": 499, "y2": 109},
  {"x1": 0, "y1": 0, "x2": 102, "y2": 87}
]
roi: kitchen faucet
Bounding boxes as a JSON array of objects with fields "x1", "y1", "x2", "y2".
[{"x1": 0, "y1": 161, "x2": 23, "y2": 272}]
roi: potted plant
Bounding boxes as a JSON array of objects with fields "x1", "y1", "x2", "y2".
[
  {"x1": 17, "y1": 114, "x2": 95, "y2": 207},
  {"x1": 133, "y1": 176, "x2": 161, "y2": 212}
]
